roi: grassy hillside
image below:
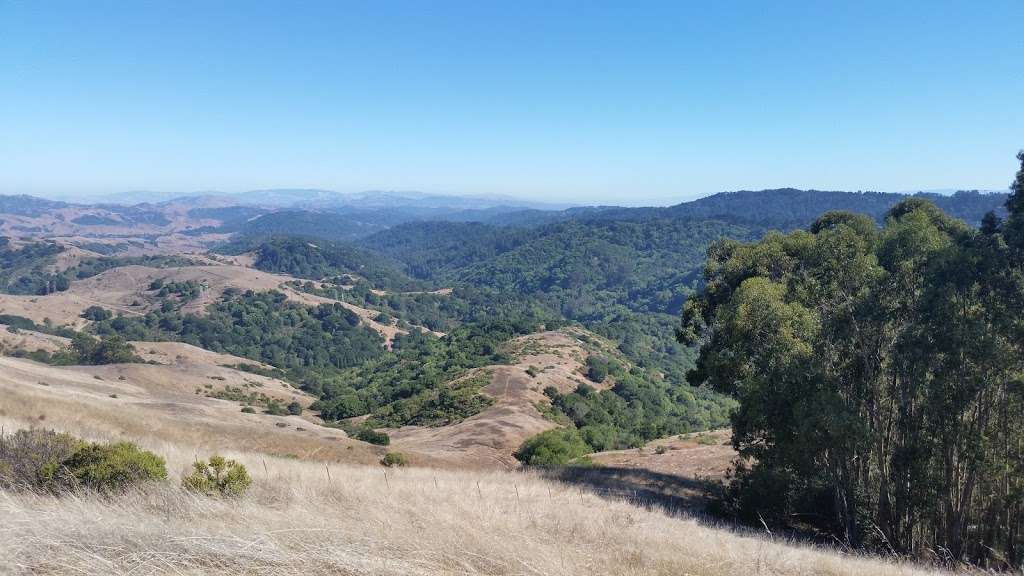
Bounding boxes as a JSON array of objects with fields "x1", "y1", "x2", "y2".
[{"x1": 0, "y1": 406, "x2": 945, "y2": 576}]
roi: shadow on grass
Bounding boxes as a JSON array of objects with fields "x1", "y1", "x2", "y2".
[
  {"x1": 534, "y1": 465, "x2": 725, "y2": 520},
  {"x1": 535, "y1": 465, "x2": 851, "y2": 549}
]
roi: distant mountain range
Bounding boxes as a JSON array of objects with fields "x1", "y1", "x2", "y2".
[
  {"x1": 0, "y1": 187, "x2": 1010, "y2": 244},
  {"x1": 73, "y1": 189, "x2": 578, "y2": 212}
]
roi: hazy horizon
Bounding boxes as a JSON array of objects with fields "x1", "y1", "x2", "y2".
[
  {"x1": 2, "y1": 1, "x2": 1021, "y2": 203},
  {"x1": 24, "y1": 184, "x2": 1011, "y2": 211}
]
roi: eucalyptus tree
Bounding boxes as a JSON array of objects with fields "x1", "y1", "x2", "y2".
[{"x1": 681, "y1": 152, "x2": 1024, "y2": 567}]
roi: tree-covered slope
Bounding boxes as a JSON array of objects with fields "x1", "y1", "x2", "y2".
[{"x1": 216, "y1": 235, "x2": 420, "y2": 291}]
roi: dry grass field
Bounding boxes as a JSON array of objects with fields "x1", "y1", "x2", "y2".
[
  {"x1": 0, "y1": 343, "x2": 953, "y2": 575},
  {"x1": 0, "y1": 405, "x2": 951, "y2": 576},
  {"x1": 0, "y1": 355, "x2": 384, "y2": 466}
]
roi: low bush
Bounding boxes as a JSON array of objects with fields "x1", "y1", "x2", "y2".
[
  {"x1": 380, "y1": 452, "x2": 408, "y2": 467},
  {"x1": 0, "y1": 429, "x2": 81, "y2": 490},
  {"x1": 514, "y1": 427, "x2": 591, "y2": 466},
  {"x1": 286, "y1": 401, "x2": 302, "y2": 415},
  {"x1": 264, "y1": 400, "x2": 288, "y2": 416},
  {"x1": 81, "y1": 306, "x2": 113, "y2": 321},
  {"x1": 355, "y1": 427, "x2": 390, "y2": 446},
  {"x1": 59, "y1": 442, "x2": 167, "y2": 491},
  {"x1": 0, "y1": 429, "x2": 166, "y2": 492},
  {"x1": 182, "y1": 455, "x2": 251, "y2": 497}
]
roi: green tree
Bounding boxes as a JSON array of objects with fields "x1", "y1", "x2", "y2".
[
  {"x1": 514, "y1": 427, "x2": 590, "y2": 466},
  {"x1": 682, "y1": 165, "x2": 1024, "y2": 567}
]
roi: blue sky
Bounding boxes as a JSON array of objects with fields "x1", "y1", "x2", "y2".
[{"x1": 1, "y1": 1, "x2": 1021, "y2": 205}]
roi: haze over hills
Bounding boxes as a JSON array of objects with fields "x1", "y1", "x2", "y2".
[
  {"x1": 4, "y1": 0, "x2": 1022, "y2": 572},
  {"x1": 52, "y1": 188, "x2": 579, "y2": 211},
  {"x1": 0, "y1": 179, "x2": 1018, "y2": 575}
]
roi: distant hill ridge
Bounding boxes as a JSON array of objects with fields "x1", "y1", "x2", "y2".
[{"x1": 486, "y1": 188, "x2": 1009, "y2": 229}]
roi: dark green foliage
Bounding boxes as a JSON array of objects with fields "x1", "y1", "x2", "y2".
[
  {"x1": 355, "y1": 428, "x2": 390, "y2": 446},
  {"x1": 542, "y1": 371, "x2": 732, "y2": 451},
  {"x1": 365, "y1": 219, "x2": 761, "y2": 388},
  {"x1": 585, "y1": 355, "x2": 620, "y2": 383},
  {"x1": 69, "y1": 333, "x2": 141, "y2": 365},
  {"x1": 380, "y1": 452, "x2": 408, "y2": 467},
  {"x1": 14, "y1": 332, "x2": 143, "y2": 366},
  {"x1": 548, "y1": 188, "x2": 1008, "y2": 229},
  {"x1": 683, "y1": 168, "x2": 1024, "y2": 566},
  {"x1": 94, "y1": 287, "x2": 506, "y2": 429},
  {"x1": 286, "y1": 401, "x2": 302, "y2": 415},
  {"x1": 311, "y1": 319, "x2": 539, "y2": 426},
  {"x1": 71, "y1": 214, "x2": 121, "y2": 226},
  {"x1": 58, "y1": 442, "x2": 167, "y2": 492},
  {"x1": 361, "y1": 221, "x2": 532, "y2": 280},
  {"x1": 81, "y1": 306, "x2": 113, "y2": 321},
  {"x1": 0, "y1": 241, "x2": 199, "y2": 296},
  {"x1": 93, "y1": 290, "x2": 385, "y2": 378},
  {"x1": 0, "y1": 429, "x2": 165, "y2": 493},
  {"x1": 64, "y1": 255, "x2": 202, "y2": 281},
  {"x1": 368, "y1": 372, "x2": 494, "y2": 428},
  {"x1": 660, "y1": 188, "x2": 1007, "y2": 229},
  {"x1": 217, "y1": 235, "x2": 417, "y2": 290},
  {"x1": 213, "y1": 210, "x2": 388, "y2": 242},
  {"x1": 514, "y1": 427, "x2": 591, "y2": 466},
  {"x1": 153, "y1": 279, "x2": 204, "y2": 303},
  {"x1": 182, "y1": 455, "x2": 251, "y2": 497},
  {"x1": 0, "y1": 314, "x2": 76, "y2": 338},
  {"x1": 0, "y1": 238, "x2": 68, "y2": 295}
]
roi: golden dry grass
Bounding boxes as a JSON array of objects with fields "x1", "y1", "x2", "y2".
[
  {"x1": 0, "y1": 356, "x2": 384, "y2": 466},
  {"x1": 0, "y1": 408, "x2": 949, "y2": 576}
]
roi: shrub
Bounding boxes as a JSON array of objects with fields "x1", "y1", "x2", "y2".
[
  {"x1": 182, "y1": 455, "x2": 251, "y2": 497},
  {"x1": 0, "y1": 429, "x2": 82, "y2": 490},
  {"x1": 655, "y1": 445, "x2": 669, "y2": 455},
  {"x1": 380, "y1": 452, "x2": 408, "y2": 467},
  {"x1": 59, "y1": 442, "x2": 167, "y2": 491},
  {"x1": 0, "y1": 429, "x2": 165, "y2": 493},
  {"x1": 514, "y1": 427, "x2": 591, "y2": 466},
  {"x1": 355, "y1": 427, "x2": 390, "y2": 446},
  {"x1": 263, "y1": 400, "x2": 288, "y2": 416},
  {"x1": 696, "y1": 434, "x2": 719, "y2": 446},
  {"x1": 286, "y1": 401, "x2": 302, "y2": 415},
  {"x1": 585, "y1": 355, "x2": 619, "y2": 384},
  {"x1": 81, "y1": 306, "x2": 113, "y2": 321},
  {"x1": 69, "y1": 333, "x2": 140, "y2": 365},
  {"x1": 240, "y1": 406, "x2": 255, "y2": 413}
]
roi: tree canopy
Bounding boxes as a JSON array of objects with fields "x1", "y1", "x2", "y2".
[{"x1": 681, "y1": 153, "x2": 1024, "y2": 567}]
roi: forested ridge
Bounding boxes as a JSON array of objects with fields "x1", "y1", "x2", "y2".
[{"x1": 681, "y1": 153, "x2": 1024, "y2": 566}]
